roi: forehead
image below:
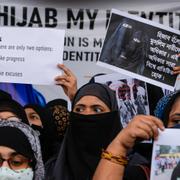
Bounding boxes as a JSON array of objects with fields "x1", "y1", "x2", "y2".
[
  {"x1": 75, "y1": 95, "x2": 106, "y2": 106},
  {"x1": 0, "y1": 111, "x2": 16, "y2": 117},
  {"x1": 25, "y1": 108, "x2": 37, "y2": 114},
  {"x1": 0, "y1": 146, "x2": 16, "y2": 155}
]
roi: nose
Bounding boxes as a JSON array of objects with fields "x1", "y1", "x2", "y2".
[
  {"x1": 82, "y1": 108, "x2": 94, "y2": 115},
  {"x1": 1, "y1": 160, "x2": 10, "y2": 168}
]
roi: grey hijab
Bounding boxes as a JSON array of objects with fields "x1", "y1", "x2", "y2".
[{"x1": 0, "y1": 120, "x2": 45, "y2": 180}]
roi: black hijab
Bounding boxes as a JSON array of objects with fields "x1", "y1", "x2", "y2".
[
  {"x1": 0, "y1": 98, "x2": 28, "y2": 124},
  {"x1": 24, "y1": 104, "x2": 57, "y2": 162},
  {"x1": 154, "y1": 90, "x2": 180, "y2": 127},
  {"x1": 0, "y1": 89, "x2": 12, "y2": 100},
  {"x1": 52, "y1": 82, "x2": 122, "y2": 180}
]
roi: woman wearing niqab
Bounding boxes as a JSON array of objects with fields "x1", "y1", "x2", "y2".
[{"x1": 45, "y1": 82, "x2": 122, "y2": 180}]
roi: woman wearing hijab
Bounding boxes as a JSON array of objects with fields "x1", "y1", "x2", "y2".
[
  {"x1": 24, "y1": 104, "x2": 58, "y2": 163},
  {"x1": 154, "y1": 90, "x2": 180, "y2": 128},
  {"x1": 93, "y1": 90, "x2": 180, "y2": 180},
  {"x1": 45, "y1": 82, "x2": 122, "y2": 180},
  {"x1": 46, "y1": 99, "x2": 70, "y2": 144},
  {"x1": 154, "y1": 90, "x2": 180, "y2": 180},
  {"x1": 0, "y1": 98, "x2": 29, "y2": 124},
  {"x1": 0, "y1": 120, "x2": 44, "y2": 180},
  {"x1": 93, "y1": 115, "x2": 164, "y2": 180}
]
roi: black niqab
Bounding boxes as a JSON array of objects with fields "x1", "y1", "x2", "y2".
[{"x1": 51, "y1": 83, "x2": 122, "y2": 180}]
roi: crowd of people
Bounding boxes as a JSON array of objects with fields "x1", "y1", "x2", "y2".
[{"x1": 0, "y1": 64, "x2": 179, "y2": 180}]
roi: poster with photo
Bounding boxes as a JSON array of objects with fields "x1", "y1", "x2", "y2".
[
  {"x1": 95, "y1": 73, "x2": 149, "y2": 127},
  {"x1": 151, "y1": 129, "x2": 180, "y2": 180},
  {"x1": 97, "y1": 9, "x2": 180, "y2": 91}
]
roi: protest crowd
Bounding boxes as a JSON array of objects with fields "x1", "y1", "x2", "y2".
[
  {"x1": 0, "y1": 62, "x2": 179, "y2": 180},
  {"x1": 0, "y1": 2, "x2": 180, "y2": 180}
]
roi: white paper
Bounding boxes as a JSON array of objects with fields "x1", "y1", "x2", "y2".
[
  {"x1": 151, "y1": 129, "x2": 180, "y2": 180},
  {"x1": 0, "y1": 27, "x2": 65, "y2": 85},
  {"x1": 95, "y1": 73, "x2": 150, "y2": 127}
]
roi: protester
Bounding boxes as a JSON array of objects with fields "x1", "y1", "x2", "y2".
[
  {"x1": 24, "y1": 104, "x2": 57, "y2": 163},
  {"x1": 93, "y1": 115, "x2": 164, "y2": 180},
  {"x1": 0, "y1": 98, "x2": 29, "y2": 124},
  {"x1": 154, "y1": 90, "x2": 180, "y2": 128},
  {"x1": 0, "y1": 120, "x2": 44, "y2": 180},
  {"x1": 46, "y1": 98, "x2": 70, "y2": 144},
  {"x1": 93, "y1": 90, "x2": 180, "y2": 180},
  {"x1": 154, "y1": 90, "x2": 180, "y2": 179},
  {"x1": 45, "y1": 82, "x2": 122, "y2": 180}
]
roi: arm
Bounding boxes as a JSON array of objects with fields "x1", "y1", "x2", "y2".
[
  {"x1": 93, "y1": 115, "x2": 165, "y2": 180},
  {"x1": 54, "y1": 64, "x2": 77, "y2": 101}
]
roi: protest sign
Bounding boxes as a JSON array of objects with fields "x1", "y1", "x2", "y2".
[
  {"x1": 95, "y1": 73, "x2": 149, "y2": 127},
  {"x1": 0, "y1": 27, "x2": 65, "y2": 85},
  {"x1": 97, "y1": 9, "x2": 180, "y2": 91},
  {"x1": 151, "y1": 129, "x2": 180, "y2": 180}
]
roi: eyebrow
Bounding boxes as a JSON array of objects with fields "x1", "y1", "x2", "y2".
[
  {"x1": 170, "y1": 113, "x2": 180, "y2": 118},
  {"x1": 74, "y1": 104, "x2": 104, "y2": 107},
  {"x1": 0, "y1": 151, "x2": 17, "y2": 158}
]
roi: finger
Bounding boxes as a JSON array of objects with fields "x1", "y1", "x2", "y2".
[
  {"x1": 135, "y1": 121, "x2": 154, "y2": 139},
  {"x1": 55, "y1": 80, "x2": 70, "y2": 87},
  {"x1": 173, "y1": 68, "x2": 180, "y2": 75},
  {"x1": 57, "y1": 64, "x2": 73, "y2": 77},
  {"x1": 54, "y1": 75, "x2": 71, "y2": 82},
  {"x1": 132, "y1": 127, "x2": 152, "y2": 141},
  {"x1": 151, "y1": 117, "x2": 165, "y2": 131},
  {"x1": 144, "y1": 115, "x2": 165, "y2": 131},
  {"x1": 140, "y1": 119, "x2": 159, "y2": 138}
]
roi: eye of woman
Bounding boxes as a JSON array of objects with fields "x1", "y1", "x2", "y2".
[
  {"x1": 92, "y1": 105, "x2": 104, "y2": 113},
  {"x1": 30, "y1": 113, "x2": 40, "y2": 121},
  {"x1": 10, "y1": 154, "x2": 29, "y2": 167},
  {"x1": 172, "y1": 119, "x2": 180, "y2": 125},
  {"x1": 73, "y1": 106, "x2": 84, "y2": 113}
]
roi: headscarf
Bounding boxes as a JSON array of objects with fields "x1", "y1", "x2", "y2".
[
  {"x1": 154, "y1": 90, "x2": 180, "y2": 127},
  {"x1": 46, "y1": 99, "x2": 70, "y2": 142},
  {"x1": 0, "y1": 120, "x2": 44, "y2": 180},
  {"x1": 0, "y1": 89, "x2": 12, "y2": 100},
  {"x1": 24, "y1": 104, "x2": 57, "y2": 162},
  {"x1": 72, "y1": 82, "x2": 118, "y2": 110},
  {"x1": 0, "y1": 98, "x2": 28, "y2": 124},
  {"x1": 63, "y1": 82, "x2": 121, "y2": 180}
]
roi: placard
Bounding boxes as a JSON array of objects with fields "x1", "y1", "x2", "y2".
[
  {"x1": 0, "y1": 27, "x2": 65, "y2": 85},
  {"x1": 151, "y1": 129, "x2": 180, "y2": 180},
  {"x1": 97, "y1": 9, "x2": 180, "y2": 91},
  {"x1": 95, "y1": 73, "x2": 149, "y2": 127}
]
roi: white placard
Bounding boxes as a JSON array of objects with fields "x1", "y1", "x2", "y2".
[
  {"x1": 0, "y1": 27, "x2": 65, "y2": 85},
  {"x1": 151, "y1": 129, "x2": 180, "y2": 180}
]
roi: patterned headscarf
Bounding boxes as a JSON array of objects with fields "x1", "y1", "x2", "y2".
[
  {"x1": 46, "y1": 99, "x2": 69, "y2": 139},
  {"x1": 0, "y1": 120, "x2": 44, "y2": 180},
  {"x1": 154, "y1": 90, "x2": 180, "y2": 127}
]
